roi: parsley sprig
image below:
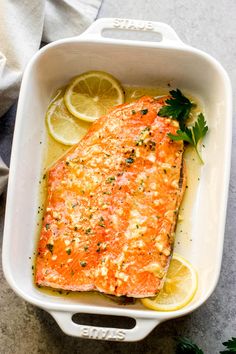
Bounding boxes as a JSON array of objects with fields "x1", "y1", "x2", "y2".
[
  {"x1": 168, "y1": 113, "x2": 208, "y2": 164},
  {"x1": 158, "y1": 89, "x2": 208, "y2": 164},
  {"x1": 176, "y1": 337, "x2": 204, "y2": 354},
  {"x1": 220, "y1": 337, "x2": 236, "y2": 353},
  {"x1": 159, "y1": 89, "x2": 195, "y2": 129},
  {"x1": 176, "y1": 336, "x2": 236, "y2": 354}
]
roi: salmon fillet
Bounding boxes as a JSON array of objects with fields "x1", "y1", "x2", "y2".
[{"x1": 36, "y1": 96, "x2": 186, "y2": 297}]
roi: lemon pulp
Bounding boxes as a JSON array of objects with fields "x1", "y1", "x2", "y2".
[
  {"x1": 141, "y1": 254, "x2": 198, "y2": 311},
  {"x1": 64, "y1": 71, "x2": 125, "y2": 122},
  {"x1": 46, "y1": 88, "x2": 91, "y2": 146}
]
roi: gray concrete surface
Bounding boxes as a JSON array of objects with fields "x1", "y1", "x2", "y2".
[{"x1": 0, "y1": 1, "x2": 235, "y2": 353}]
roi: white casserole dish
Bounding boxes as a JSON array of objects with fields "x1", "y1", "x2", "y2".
[{"x1": 2, "y1": 18, "x2": 232, "y2": 342}]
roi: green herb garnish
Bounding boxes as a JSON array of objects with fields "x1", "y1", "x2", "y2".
[
  {"x1": 45, "y1": 223, "x2": 50, "y2": 230},
  {"x1": 168, "y1": 113, "x2": 208, "y2": 164},
  {"x1": 159, "y1": 89, "x2": 194, "y2": 129},
  {"x1": 98, "y1": 216, "x2": 105, "y2": 227},
  {"x1": 220, "y1": 337, "x2": 236, "y2": 353},
  {"x1": 66, "y1": 248, "x2": 71, "y2": 255},
  {"x1": 106, "y1": 176, "x2": 115, "y2": 183},
  {"x1": 158, "y1": 89, "x2": 208, "y2": 163},
  {"x1": 175, "y1": 336, "x2": 236, "y2": 354},
  {"x1": 126, "y1": 157, "x2": 134, "y2": 164},
  {"x1": 141, "y1": 109, "x2": 148, "y2": 115},
  {"x1": 80, "y1": 261, "x2": 87, "y2": 267},
  {"x1": 176, "y1": 337, "x2": 204, "y2": 354},
  {"x1": 142, "y1": 126, "x2": 151, "y2": 133}
]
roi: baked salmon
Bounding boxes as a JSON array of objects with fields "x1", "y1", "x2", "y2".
[{"x1": 36, "y1": 96, "x2": 186, "y2": 297}]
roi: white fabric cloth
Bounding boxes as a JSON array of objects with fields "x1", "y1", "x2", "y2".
[{"x1": 0, "y1": 0, "x2": 102, "y2": 193}]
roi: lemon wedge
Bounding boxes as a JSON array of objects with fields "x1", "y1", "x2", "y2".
[
  {"x1": 64, "y1": 71, "x2": 125, "y2": 122},
  {"x1": 46, "y1": 89, "x2": 91, "y2": 145},
  {"x1": 141, "y1": 254, "x2": 197, "y2": 311}
]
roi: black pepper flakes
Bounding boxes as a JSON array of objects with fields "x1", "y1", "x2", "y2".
[
  {"x1": 46, "y1": 243, "x2": 54, "y2": 253},
  {"x1": 148, "y1": 141, "x2": 156, "y2": 151}
]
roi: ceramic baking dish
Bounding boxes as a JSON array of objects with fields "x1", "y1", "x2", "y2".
[{"x1": 2, "y1": 18, "x2": 232, "y2": 342}]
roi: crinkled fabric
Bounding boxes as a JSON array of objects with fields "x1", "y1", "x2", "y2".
[{"x1": 0, "y1": 0, "x2": 102, "y2": 193}]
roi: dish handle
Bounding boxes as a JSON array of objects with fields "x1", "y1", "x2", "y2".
[
  {"x1": 50, "y1": 310, "x2": 160, "y2": 341},
  {"x1": 80, "y1": 18, "x2": 184, "y2": 46}
]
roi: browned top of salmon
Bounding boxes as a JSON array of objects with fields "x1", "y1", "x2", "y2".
[{"x1": 35, "y1": 96, "x2": 185, "y2": 297}]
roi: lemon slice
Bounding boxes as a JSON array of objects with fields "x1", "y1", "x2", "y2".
[
  {"x1": 141, "y1": 254, "x2": 197, "y2": 311},
  {"x1": 46, "y1": 89, "x2": 91, "y2": 145},
  {"x1": 64, "y1": 71, "x2": 125, "y2": 122}
]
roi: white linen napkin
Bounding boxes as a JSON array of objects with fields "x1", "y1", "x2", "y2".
[{"x1": 0, "y1": 0, "x2": 102, "y2": 193}]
